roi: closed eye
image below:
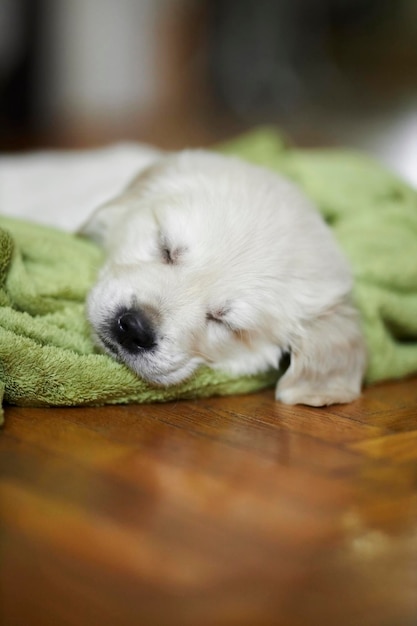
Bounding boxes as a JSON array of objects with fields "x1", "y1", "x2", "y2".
[
  {"x1": 206, "y1": 307, "x2": 235, "y2": 330},
  {"x1": 206, "y1": 311, "x2": 223, "y2": 324},
  {"x1": 161, "y1": 245, "x2": 174, "y2": 264},
  {"x1": 159, "y1": 234, "x2": 186, "y2": 265}
]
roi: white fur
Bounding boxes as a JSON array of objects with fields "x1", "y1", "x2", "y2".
[{"x1": 81, "y1": 150, "x2": 367, "y2": 406}]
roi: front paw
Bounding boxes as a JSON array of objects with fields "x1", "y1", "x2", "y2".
[{"x1": 275, "y1": 383, "x2": 360, "y2": 407}]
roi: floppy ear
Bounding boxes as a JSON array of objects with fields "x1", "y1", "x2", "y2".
[
  {"x1": 78, "y1": 156, "x2": 165, "y2": 246},
  {"x1": 276, "y1": 300, "x2": 367, "y2": 406},
  {"x1": 78, "y1": 200, "x2": 129, "y2": 246}
]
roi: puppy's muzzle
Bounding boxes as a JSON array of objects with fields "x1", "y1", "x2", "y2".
[{"x1": 111, "y1": 308, "x2": 156, "y2": 354}]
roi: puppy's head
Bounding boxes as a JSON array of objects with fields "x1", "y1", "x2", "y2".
[{"x1": 81, "y1": 151, "x2": 366, "y2": 405}]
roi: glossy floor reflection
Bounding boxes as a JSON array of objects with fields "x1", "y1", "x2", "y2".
[{"x1": 1, "y1": 377, "x2": 417, "y2": 626}]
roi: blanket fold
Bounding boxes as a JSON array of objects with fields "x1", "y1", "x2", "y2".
[{"x1": 1, "y1": 129, "x2": 417, "y2": 421}]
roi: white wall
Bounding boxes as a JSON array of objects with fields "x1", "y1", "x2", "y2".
[{"x1": 36, "y1": 0, "x2": 176, "y2": 123}]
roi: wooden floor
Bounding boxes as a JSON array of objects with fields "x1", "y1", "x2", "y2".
[{"x1": 0, "y1": 377, "x2": 416, "y2": 626}]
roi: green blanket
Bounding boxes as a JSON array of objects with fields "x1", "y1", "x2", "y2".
[{"x1": 1, "y1": 130, "x2": 417, "y2": 421}]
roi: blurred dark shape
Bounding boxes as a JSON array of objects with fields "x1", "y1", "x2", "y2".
[
  {"x1": 206, "y1": 0, "x2": 417, "y2": 122},
  {"x1": 0, "y1": 0, "x2": 43, "y2": 145},
  {"x1": 1, "y1": 0, "x2": 416, "y2": 150}
]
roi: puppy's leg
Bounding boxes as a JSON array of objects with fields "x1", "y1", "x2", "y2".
[{"x1": 276, "y1": 301, "x2": 367, "y2": 406}]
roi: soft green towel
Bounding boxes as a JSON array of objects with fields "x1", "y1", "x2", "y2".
[{"x1": 1, "y1": 130, "x2": 417, "y2": 421}]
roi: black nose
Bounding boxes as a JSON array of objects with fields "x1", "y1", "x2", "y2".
[{"x1": 112, "y1": 308, "x2": 156, "y2": 353}]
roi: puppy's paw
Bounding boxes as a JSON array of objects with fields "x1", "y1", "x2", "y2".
[
  {"x1": 275, "y1": 300, "x2": 367, "y2": 407},
  {"x1": 275, "y1": 384, "x2": 360, "y2": 407}
]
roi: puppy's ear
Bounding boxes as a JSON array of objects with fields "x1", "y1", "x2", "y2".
[
  {"x1": 276, "y1": 301, "x2": 367, "y2": 406},
  {"x1": 78, "y1": 157, "x2": 165, "y2": 246},
  {"x1": 78, "y1": 200, "x2": 128, "y2": 246}
]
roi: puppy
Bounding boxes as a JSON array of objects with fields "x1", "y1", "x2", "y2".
[{"x1": 81, "y1": 150, "x2": 366, "y2": 406}]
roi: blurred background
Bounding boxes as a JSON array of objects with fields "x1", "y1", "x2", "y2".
[{"x1": 1, "y1": 0, "x2": 417, "y2": 185}]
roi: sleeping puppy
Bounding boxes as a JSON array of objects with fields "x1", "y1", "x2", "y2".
[{"x1": 81, "y1": 150, "x2": 366, "y2": 406}]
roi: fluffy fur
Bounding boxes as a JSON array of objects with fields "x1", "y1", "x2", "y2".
[{"x1": 81, "y1": 150, "x2": 366, "y2": 406}]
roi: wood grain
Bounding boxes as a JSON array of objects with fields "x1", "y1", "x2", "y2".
[{"x1": 1, "y1": 377, "x2": 417, "y2": 626}]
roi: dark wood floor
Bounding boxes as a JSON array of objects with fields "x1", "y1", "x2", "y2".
[{"x1": 1, "y1": 376, "x2": 417, "y2": 626}]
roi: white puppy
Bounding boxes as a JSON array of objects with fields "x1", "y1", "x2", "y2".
[{"x1": 81, "y1": 150, "x2": 366, "y2": 406}]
